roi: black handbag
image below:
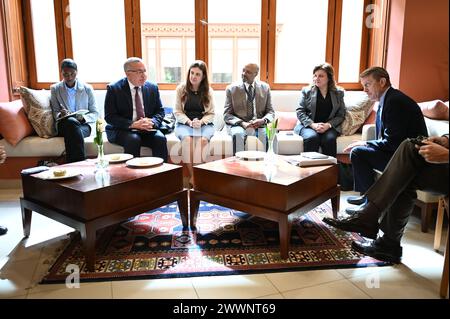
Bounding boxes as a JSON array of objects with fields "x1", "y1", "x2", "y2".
[{"x1": 160, "y1": 113, "x2": 176, "y2": 135}]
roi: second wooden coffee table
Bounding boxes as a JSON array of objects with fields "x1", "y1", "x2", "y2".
[{"x1": 190, "y1": 157, "x2": 339, "y2": 259}]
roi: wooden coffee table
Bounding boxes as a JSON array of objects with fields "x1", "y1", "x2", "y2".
[
  {"x1": 190, "y1": 157, "x2": 339, "y2": 259},
  {"x1": 20, "y1": 160, "x2": 188, "y2": 272}
]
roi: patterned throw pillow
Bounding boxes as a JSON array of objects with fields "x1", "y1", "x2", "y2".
[
  {"x1": 340, "y1": 93, "x2": 375, "y2": 136},
  {"x1": 19, "y1": 87, "x2": 56, "y2": 138}
]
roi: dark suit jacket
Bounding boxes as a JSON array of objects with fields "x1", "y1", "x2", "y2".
[
  {"x1": 104, "y1": 78, "x2": 165, "y2": 142},
  {"x1": 296, "y1": 86, "x2": 346, "y2": 133},
  {"x1": 366, "y1": 87, "x2": 428, "y2": 153}
]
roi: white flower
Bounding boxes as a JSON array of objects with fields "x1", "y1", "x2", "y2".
[
  {"x1": 96, "y1": 118, "x2": 106, "y2": 133},
  {"x1": 94, "y1": 118, "x2": 105, "y2": 146}
]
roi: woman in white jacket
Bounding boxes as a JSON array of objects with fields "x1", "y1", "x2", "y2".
[{"x1": 174, "y1": 60, "x2": 215, "y2": 187}]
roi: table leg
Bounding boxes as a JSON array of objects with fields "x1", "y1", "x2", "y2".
[
  {"x1": 177, "y1": 190, "x2": 189, "y2": 229},
  {"x1": 80, "y1": 224, "x2": 96, "y2": 272},
  {"x1": 331, "y1": 191, "x2": 340, "y2": 219},
  {"x1": 279, "y1": 215, "x2": 291, "y2": 260},
  {"x1": 190, "y1": 191, "x2": 200, "y2": 229},
  {"x1": 20, "y1": 200, "x2": 32, "y2": 238}
]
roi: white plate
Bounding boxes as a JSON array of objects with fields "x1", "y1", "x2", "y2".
[
  {"x1": 235, "y1": 151, "x2": 266, "y2": 161},
  {"x1": 36, "y1": 168, "x2": 81, "y2": 180},
  {"x1": 105, "y1": 153, "x2": 134, "y2": 163},
  {"x1": 126, "y1": 157, "x2": 164, "y2": 168}
]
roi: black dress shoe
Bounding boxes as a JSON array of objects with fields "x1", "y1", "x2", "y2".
[
  {"x1": 351, "y1": 238, "x2": 402, "y2": 264},
  {"x1": 347, "y1": 195, "x2": 367, "y2": 206},
  {"x1": 322, "y1": 214, "x2": 378, "y2": 239},
  {"x1": 0, "y1": 225, "x2": 7, "y2": 236}
]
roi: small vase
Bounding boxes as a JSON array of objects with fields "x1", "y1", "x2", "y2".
[
  {"x1": 265, "y1": 138, "x2": 276, "y2": 165},
  {"x1": 95, "y1": 144, "x2": 109, "y2": 171},
  {"x1": 264, "y1": 139, "x2": 277, "y2": 181}
]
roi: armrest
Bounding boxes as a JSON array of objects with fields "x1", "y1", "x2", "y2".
[{"x1": 362, "y1": 124, "x2": 376, "y2": 141}]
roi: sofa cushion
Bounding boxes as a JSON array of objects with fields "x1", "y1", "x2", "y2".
[
  {"x1": 340, "y1": 93, "x2": 374, "y2": 136},
  {"x1": 275, "y1": 131, "x2": 303, "y2": 154},
  {"x1": 362, "y1": 107, "x2": 377, "y2": 126},
  {"x1": 0, "y1": 136, "x2": 65, "y2": 157},
  {"x1": 19, "y1": 87, "x2": 57, "y2": 138},
  {"x1": 418, "y1": 100, "x2": 449, "y2": 120},
  {"x1": 424, "y1": 117, "x2": 449, "y2": 137},
  {"x1": 213, "y1": 110, "x2": 225, "y2": 132},
  {"x1": 0, "y1": 100, "x2": 35, "y2": 146},
  {"x1": 275, "y1": 111, "x2": 298, "y2": 131},
  {"x1": 337, "y1": 134, "x2": 362, "y2": 154}
]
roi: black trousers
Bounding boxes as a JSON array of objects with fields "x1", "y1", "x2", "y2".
[
  {"x1": 365, "y1": 140, "x2": 449, "y2": 244},
  {"x1": 114, "y1": 129, "x2": 168, "y2": 162},
  {"x1": 350, "y1": 145, "x2": 393, "y2": 194},
  {"x1": 57, "y1": 117, "x2": 91, "y2": 163},
  {"x1": 295, "y1": 125, "x2": 338, "y2": 157}
]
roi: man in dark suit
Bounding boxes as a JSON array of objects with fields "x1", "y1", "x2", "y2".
[
  {"x1": 344, "y1": 67, "x2": 427, "y2": 210},
  {"x1": 105, "y1": 57, "x2": 168, "y2": 161},
  {"x1": 323, "y1": 136, "x2": 449, "y2": 263}
]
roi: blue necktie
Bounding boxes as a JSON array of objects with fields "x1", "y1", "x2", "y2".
[{"x1": 375, "y1": 104, "x2": 382, "y2": 139}]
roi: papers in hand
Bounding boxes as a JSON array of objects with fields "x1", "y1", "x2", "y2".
[
  {"x1": 285, "y1": 152, "x2": 337, "y2": 167},
  {"x1": 57, "y1": 109, "x2": 89, "y2": 121}
]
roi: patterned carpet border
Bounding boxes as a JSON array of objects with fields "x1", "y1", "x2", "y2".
[{"x1": 41, "y1": 202, "x2": 389, "y2": 284}]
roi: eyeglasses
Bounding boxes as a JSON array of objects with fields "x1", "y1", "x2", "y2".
[
  {"x1": 62, "y1": 72, "x2": 76, "y2": 77},
  {"x1": 127, "y1": 69, "x2": 147, "y2": 75}
]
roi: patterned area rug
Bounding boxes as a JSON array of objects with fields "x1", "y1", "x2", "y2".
[{"x1": 41, "y1": 202, "x2": 388, "y2": 283}]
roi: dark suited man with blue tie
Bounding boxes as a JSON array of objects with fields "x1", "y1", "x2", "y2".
[
  {"x1": 105, "y1": 57, "x2": 168, "y2": 161},
  {"x1": 343, "y1": 67, "x2": 427, "y2": 213}
]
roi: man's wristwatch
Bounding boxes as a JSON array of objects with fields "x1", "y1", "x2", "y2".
[{"x1": 264, "y1": 118, "x2": 269, "y2": 125}]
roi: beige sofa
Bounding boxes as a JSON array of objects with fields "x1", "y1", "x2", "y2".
[{"x1": 0, "y1": 89, "x2": 374, "y2": 179}]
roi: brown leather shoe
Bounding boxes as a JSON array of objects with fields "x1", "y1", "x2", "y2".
[
  {"x1": 322, "y1": 214, "x2": 378, "y2": 239},
  {"x1": 351, "y1": 238, "x2": 402, "y2": 264}
]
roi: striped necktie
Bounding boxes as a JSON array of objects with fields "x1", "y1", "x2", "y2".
[
  {"x1": 135, "y1": 87, "x2": 145, "y2": 119},
  {"x1": 246, "y1": 84, "x2": 254, "y2": 120}
]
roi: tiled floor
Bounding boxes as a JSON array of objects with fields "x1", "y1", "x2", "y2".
[{"x1": 0, "y1": 187, "x2": 447, "y2": 299}]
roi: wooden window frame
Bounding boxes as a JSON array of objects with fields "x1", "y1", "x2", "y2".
[
  {"x1": 22, "y1": 0, "x2": 377, "y2": 91},
  {"x1": 266, "y1": 0, "x2": 371, "y2": 91}
]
